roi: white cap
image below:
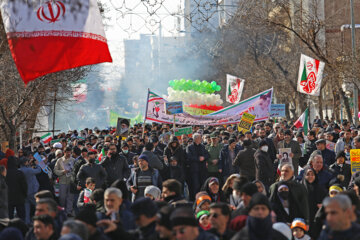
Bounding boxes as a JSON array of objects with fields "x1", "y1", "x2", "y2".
[{"x1": 53, "y1": 142, "x2": 62, "y2": 149}]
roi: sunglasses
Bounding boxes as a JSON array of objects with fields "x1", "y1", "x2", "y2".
[
  {"x1": 172, "y1": 227, "x2": 186, "y2": 236},
  {"x1": 209, "y1": 213, "x2": 219, "y2": 218}
]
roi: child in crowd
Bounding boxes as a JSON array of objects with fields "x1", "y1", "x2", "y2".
[
  {"x1": 77, "y1": 177, "x2": 96, "y2": 208},
  {"x1": 291, "y1": 218, "x2": 311, "y2": 240},
  {"x1": 196, "y1": 210, "x2": 211, "y2": 231},
  {"x1": 144, "y1": 185, "x2": 161, "y2": 200}
]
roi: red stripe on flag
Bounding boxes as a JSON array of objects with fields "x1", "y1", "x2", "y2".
[
  {"x1": 315, "y1": 59, "x2": 320, "y2": 74},
  {"x1": 7, "y1": 36, "x2": 112, "y2": 84}
]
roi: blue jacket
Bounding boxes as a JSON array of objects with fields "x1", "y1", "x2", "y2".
[
  {"x1": 96, "y1": 204, "x2": 136, "y2": 231},
  {"x1": 321, "y1": 148, "x2": 336, "y2": 167},
  {"x1": 19, "y1": 165, "x2": 41, "y2": 195},
  {"x1": 219, "y1": 144, "x2": 243, "y2": 177}
]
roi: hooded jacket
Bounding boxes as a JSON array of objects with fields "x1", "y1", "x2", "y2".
[{"x1": 0, "y1": 149, "x2": 15, "y2": 169}]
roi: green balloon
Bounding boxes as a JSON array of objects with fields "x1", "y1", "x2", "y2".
[
  {"x1": 216, "y1": 86, "x2": 221, "y2": 91},
  {"x1": 211, "y1": 81, "x2": 217, "y2": 88}
]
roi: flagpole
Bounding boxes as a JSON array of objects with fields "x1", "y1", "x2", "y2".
[{"x1": 142, "y1": 89, "x2": 150, "y2": 139}]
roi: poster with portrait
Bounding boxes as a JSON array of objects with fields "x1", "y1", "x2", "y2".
[
  {"x1": 278, "y1": 148, "x2": 292, "y2": 169},
  {"x1": 116, "y1": 118, "x2": 130, "y2": 138}
]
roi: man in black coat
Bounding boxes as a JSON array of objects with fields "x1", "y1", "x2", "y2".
[
  {"x1": 77, "y1": 151, "x2": 107, "y2": 189},
  {"x1": 254, "y1": 140, "x2": 275, "y2": 189},
  {"x1": 255, "y1": 128, "x2": 277, "y2": 163},
  {"x1": 186, "y1": 133, "x2": 210, "y2": 200},
  {"x1": 234, "y1": 139, "x2": 256, "y2": 181},
  {"x1": 6, "y1": 156, "x2": 27, "y2": 221},
  {"x1": 301, "y1": 130, "x2": 317, "y2": 167},
  {"x1": 315, "y1": 139, "x2": 336, "y2": 166},
  {"x1": 100, "y1": 143, "x2": 130, "y2": 186}
]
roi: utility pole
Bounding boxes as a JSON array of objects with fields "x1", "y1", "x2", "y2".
[
  {"x1": 52, "y1": 91, "x2": 57, "y2": 137},
  {"x1": 350, "y1": 0, "x2": 358, "y2": 126}
]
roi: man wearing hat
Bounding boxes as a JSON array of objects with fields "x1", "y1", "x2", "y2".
[
  {"x1": 127, "y1": 154, "x2": 162, "y2": 202},
  {"x1": 277, "y1": 130, "x2": 302, "y2": 176},
  {"x1": 205, "y1": 132, "x2": 223, "y2": 180},
  {"x1": 232, "y1": 193, "x2": 289, "y2": 240},
  {"x1": 315, "y1": 139, "x2": 335, "y2": 166},
  {"x1": 170, "y1": 207, "x2": 217, "y2": 240}
]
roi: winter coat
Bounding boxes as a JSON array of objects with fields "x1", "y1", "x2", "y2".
[
  {"x1": 254, "y1": 149, "x2": 275, "y2": 188},
  {"x1": 255, "y1": 137, "x2": 277, "y2": 162},
  {"x1": 120, "y1": 151, "x2": 137, "y2": 165},
  {"x1": 219, "y1": 144, "x2": 243, "y2": 178},
  {"x1": 54, "y1": 156, "x2": 75, "y2": 185},
  {"x1": 100, "y1": 153, "x2": 130, "y2": 185},
  {"x1": 301, "y1": 173, "x2": 327, "y2": 237},
  {"x1": 77, "y1": 163, "x2": 107, "y2": 188},
  {"x1": 205, "y1": 143, "x2": 223, "y2": 173},
  {"x1": 329, "y1": 162, "x2": 351, "y2": 187},
  {"x1": 318, "y1": 223, "x2": 360, "y2": 240},
  {"x1": 70, "y1": 156, "x2": 87, "y2": 193},
  {"x1": 5, "y1": 156, "x2": 27, "y2": 205},
  {"x1": 186, "y1": 143, "x2": 210, "y2": 173},
  {"x1": 19, "y1": 165, "x2": 41, "y2": 195},
  {"x1": 234, "y1": 146, "x2": 256, "y2": 180},
  {"x1": 0, "y1": 175, "x2": 8, "y2": 219},
  {"x1": 321, "y1": 148, "x2": 336, "y2": 167},
  {"x1": 140, "y1": 150, "x2": 164, "y2": 170},
  {"x1": 269, "y1": 180, "x2": 309, "y2": 224},
  {"x1": 164, "y1": 143, "x2": 187, "y2": 166},
  {"x1": 126, "y1": 167, "x2": 162, "y2": 202}
]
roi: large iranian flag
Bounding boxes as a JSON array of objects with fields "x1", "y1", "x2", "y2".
[
  {"x1": 294, "y1": 108, "x2": 309, "y2": 135},
  {"x1": 297, "y1": 54, "x2": 325, "y2": 96},
  {"x1": 0, "y1": 0, "x2": 112, "y2": 84},
  {"x1": 226, "y1": 74, "x2": 245, "y2": 104}
]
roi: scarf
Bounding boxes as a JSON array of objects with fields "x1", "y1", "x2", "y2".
[{"x1": 247, "y1": 215, "x2": 273, "y2": 240}]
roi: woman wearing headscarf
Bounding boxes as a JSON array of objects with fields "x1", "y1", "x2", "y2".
[
  {"x1": 252, "y1": 180, "x2": 268, "y2": 196},
  {"x1": 300, "y1": 168, "x2": 327, "y2": 237},
  {"x1": 222, "y1": 174, "x2": 241, "y2": 203},
  {"x1": 201, "y1": 177, "x2": 226, "y2": 203},
  {"x1": 163, "y1": 136, "x2": 187, "y2": 167}
]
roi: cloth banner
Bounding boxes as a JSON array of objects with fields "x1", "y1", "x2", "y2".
[
  {"x1": 109, "y1": 110, "x2": 143, "y2": 127},
  {"x1": 226, "y1": 74, "x2": 245, "y2": 103},
  {"x1": 297, "y1": 54, "x2": 325, "y2": 96},
  {"x1": 145, "y1": 88, "x2": 272, "y2": 126},
  {"x1": 0, "y1": 0, "x2": 112, "y2": 83}
]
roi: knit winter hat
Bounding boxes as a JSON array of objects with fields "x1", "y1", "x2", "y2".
[
  {"x1": 144, "y1": 185, "x2": 161, "y2": 200},
  {"x1": 291, "y1": 218, "x2": 308, "y2": 231},
  {"x1": 247, "y1": 192, "x2": 271, "y2": 212},
  {"x1": 258, "y1": 140, "x2": 268, "y2": 147},
  {"x1": 138, "y1": 154, "x2": 149, "y2": 162}
]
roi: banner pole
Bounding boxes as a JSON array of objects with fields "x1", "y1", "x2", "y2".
[{"x1": 142, "y1": 89, "x2": 150, "y2": 139}]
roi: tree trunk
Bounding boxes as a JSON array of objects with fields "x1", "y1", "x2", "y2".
[{"x1": 318, "y1": 96, "x2": 323, "y2": 120}]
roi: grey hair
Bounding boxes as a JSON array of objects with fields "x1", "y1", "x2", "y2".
[
  {"x1": 104, "y1": 187, "x2": 123, "y2": 199},
  {"x1": 323, "y1": 195, "x2": 352, "y2": 211},
  {"x1": 193, "y1": 133, "x2": 202, "y2": 140},
  {"x1": 280, "y1": 163, "x2": 294, "y2": 172},
  {"x1": 62, "y1": 220, "x2": 89, "y2": 240},
  {"x1": 309, "y1": 152, "x2": 323, "y2": 164}
]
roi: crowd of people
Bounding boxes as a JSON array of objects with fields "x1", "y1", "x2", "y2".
[{"x1": 0, "y1": 116, "x2": 360, "y2": 240}]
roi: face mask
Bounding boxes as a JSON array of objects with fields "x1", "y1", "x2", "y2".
[
  {"x1": 278, "y1": 191, "x2": 289, "y2": 200},
  {"x1": 261, "y1": 146, "x2": 268, "y2": 152},
  {"x1": 122, "y1": 150, "x2": 128, "y2": 154},
  {"x1": 88, "y1": 158, "x2": 95, "y2": 164}
]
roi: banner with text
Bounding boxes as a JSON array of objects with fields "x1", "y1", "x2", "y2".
[{"x1": 145, "y1": 88, "x2": 272, "y2": 126}]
